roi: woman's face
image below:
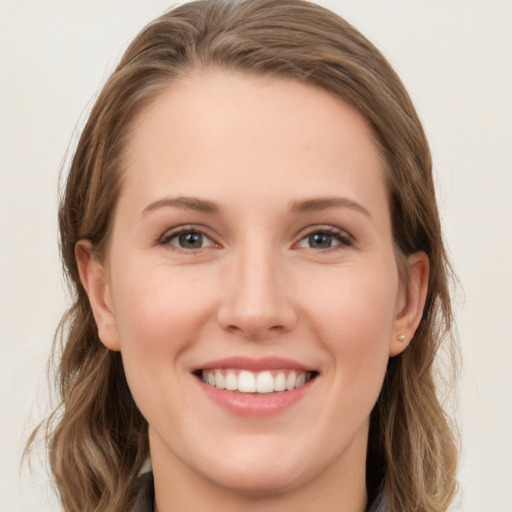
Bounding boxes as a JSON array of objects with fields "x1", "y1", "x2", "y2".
[{"x1": 81, "y1": 71, "x2": 424, "y2": 500}]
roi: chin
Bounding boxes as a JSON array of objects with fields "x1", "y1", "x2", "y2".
[
  {"x1": 197, "y1": 440, "x2": 315, "y2": 496},
  {"x1": 211, "y1": 460, "x2": 307, "y2": 497}
]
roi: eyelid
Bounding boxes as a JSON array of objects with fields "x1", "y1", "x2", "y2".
[
  {"x1": 294, "y1": 224, "x2": 354, "y2": 249},
  {"x1": 157, "y1": 223, "x2": 354, "y2": 251},
  {"x1": 159, "y1": 224, "x2": 221, "y2": 249}
]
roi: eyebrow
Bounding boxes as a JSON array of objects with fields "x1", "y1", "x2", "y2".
[
  {"x1": 141, "y1": 195, "x2": 371, "y2": 218},
  {"x1": 289, "y1": 197, "x2": 371, "y2": 218},
  {"x1": 142, "y1": 196, "x2": 219, "y2": 215}
]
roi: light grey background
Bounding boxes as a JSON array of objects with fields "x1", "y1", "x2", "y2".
[{"x1": 1, "y1": 1, "x2": 511, "y2": 511}]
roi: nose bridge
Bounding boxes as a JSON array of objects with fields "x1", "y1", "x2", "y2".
[{"x1": 217, "y1": 235, "x2": 296, "y2": 339}]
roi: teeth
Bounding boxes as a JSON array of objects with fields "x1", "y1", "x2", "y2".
[
  {"x1": 296, "y1": 373, "x2": 306, "y2": 388},
  {"x1": 214, "y1": 370, "x2": 225, "y2": 390},
  {"x1": 225, "y1": 372, "x2": 237, "y2": 391},
  {"x1": 274, "y1": 372, "x2": 286, "y2": 392},
  {"x1": 201, "y1": 369, "x2": 313, "y2": 393},
  {"x1": 238, "y1": 370, "x2": 256, "y2": 392},
  {"x1": 286, "y1": 371, "x2": 297, "y2": 391},
  {"x1": 256, "y1": 371, "x2": 274, "y2": 393}
]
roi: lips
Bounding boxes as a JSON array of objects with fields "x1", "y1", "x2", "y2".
[{"x1": 193, "y1": 357, "x2": 318, "y2": 417}]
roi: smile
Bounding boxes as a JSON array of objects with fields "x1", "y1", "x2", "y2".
[
  {"x1": 193, "y1": 357, "x2": 319, "y2": 416},
  {"x1": 200, "y1": 369, "x2": 315, "y2": 393}
]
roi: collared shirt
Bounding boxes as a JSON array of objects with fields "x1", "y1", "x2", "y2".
[{"x1": 133, "y1": 472, "x2": 385, "y2": 511}]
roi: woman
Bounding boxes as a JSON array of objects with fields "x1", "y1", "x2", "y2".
[{"x1": 29, "y1": 0, "x2": 459, "y2": 510}]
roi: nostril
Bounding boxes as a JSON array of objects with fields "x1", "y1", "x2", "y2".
[
  {"x1": 221, "y1": 322, "x2": 290, "y2": 342},
  {"x1": 216, "y1": 288, "x2": 298, "y2": 340}
]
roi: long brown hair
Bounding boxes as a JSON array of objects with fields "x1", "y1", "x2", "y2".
[{"x1": 28, "y1": 1, "x2": 459, "y2": 510}]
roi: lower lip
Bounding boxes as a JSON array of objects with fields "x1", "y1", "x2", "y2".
[{"x1": 197, "y1": 377, "x2": 316, "y2": 418}]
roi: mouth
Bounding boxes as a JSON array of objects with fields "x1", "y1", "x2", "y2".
[
  {"x1": 194, "y1": 368, "x2": 318, "y2": 394},
  {"x1": 192, "y1": 357, "x2": 319, "y2": 416}
]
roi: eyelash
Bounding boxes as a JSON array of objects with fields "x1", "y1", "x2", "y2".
[
  {"x1": 296, "y1": 225, "x2": 354, "y2": 251},
  {"x1": 158, "y1": 225, "x2": 354, "y2": 252},
  {"x1": 159, "y1": 225, "x2": 218, "y2": 253}
]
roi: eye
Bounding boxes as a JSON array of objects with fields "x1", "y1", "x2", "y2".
[
  {"x1": 161, "y1": 228, "x2": 216, "y2": 250},
  {"x1": 297, "y1": 227, "x2": 353, "y2": 250}
]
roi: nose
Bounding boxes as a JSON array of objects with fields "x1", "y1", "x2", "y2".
[{"x1": 216, "y1": 244, "x2": 298, "y2": 341}]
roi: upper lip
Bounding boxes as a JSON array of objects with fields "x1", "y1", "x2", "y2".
[{"x1": 194, "y1": 356, "x2": 317, "y2": 372}]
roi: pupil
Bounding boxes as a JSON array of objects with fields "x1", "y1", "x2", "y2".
[
  {"x1": 309, "y1": 233, "x2": 331, "y2": 248},
  {"x1": 179, "y1": 232, "x2": 202, "y2": 248}
]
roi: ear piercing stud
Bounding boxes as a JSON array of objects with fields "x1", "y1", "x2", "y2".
[{"x1": 398, "y1": 334, "x2": 406, "y2": 342}]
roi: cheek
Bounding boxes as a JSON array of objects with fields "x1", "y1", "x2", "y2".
[
  {"x1": 108, "y1": 264, "x2": 213, "y2": 395},
  {"x1": 109, "y1": 267, "x2": 215, "y2": 426},
  {"x1": 302, "y1": 261, "x2": 398, "y2": 385},
  {"x1": 112, "y1": 262, "x2": 213, "y2": 348}
]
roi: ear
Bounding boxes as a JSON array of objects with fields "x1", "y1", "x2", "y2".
[
  {"x1": 75, "y1": 240, "x2": 121, "y2": 351},
  {"x1": 389, "y1": 251, "x2": 429, "y2": 357}
]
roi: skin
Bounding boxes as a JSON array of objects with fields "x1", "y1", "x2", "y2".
[{"x1": 77, "y1": 71, "x2": 428, "y2": 512}]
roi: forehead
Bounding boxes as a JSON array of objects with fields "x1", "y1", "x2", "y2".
[{"x1": 121, "y1": 70, "x2": 388, "y2": 221}]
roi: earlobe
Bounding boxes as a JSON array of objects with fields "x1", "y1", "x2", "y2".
[
  {"x1": 75, "y1": 240, "x2": 121, "y2": 351},
  {"x1": 389, "y1": 251, "x2": 429, "y2": 357}
]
